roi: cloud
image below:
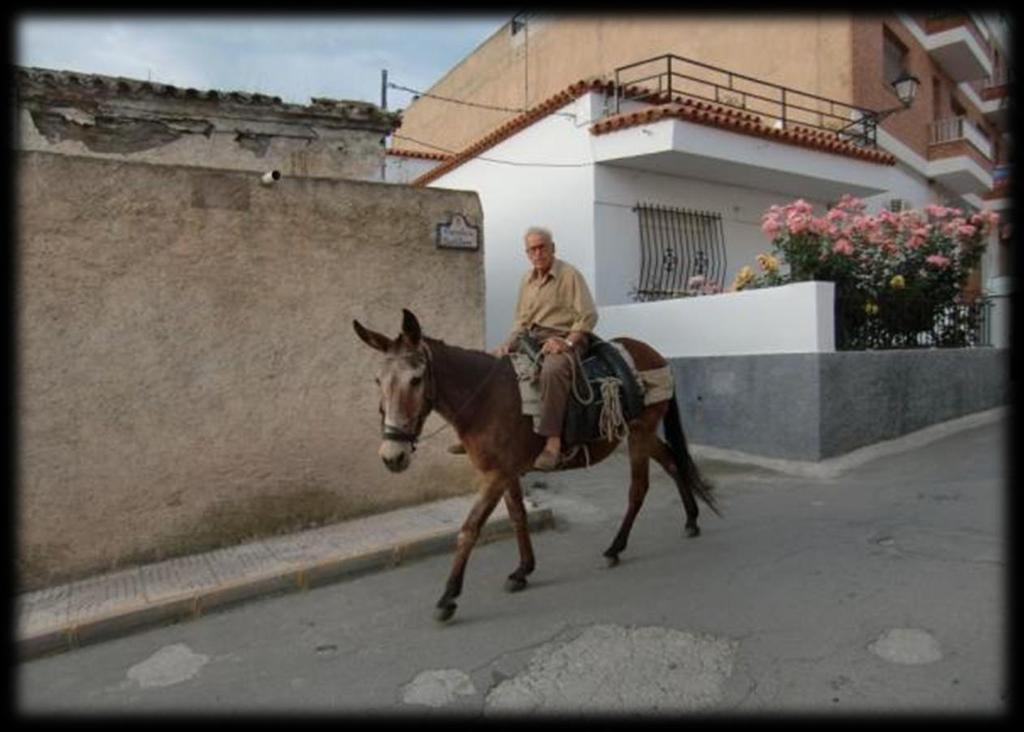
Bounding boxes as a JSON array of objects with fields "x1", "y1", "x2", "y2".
[{"x1": 15, "y1": 15, "x2": 507, "y2": 105}]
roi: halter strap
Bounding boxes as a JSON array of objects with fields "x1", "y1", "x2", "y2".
[
  {"x1": 382, "y1": 423, "x2": 421, "y2": 446},
  {"x1": 379, "y1": 342, "x2": 436, "y2": 451}
]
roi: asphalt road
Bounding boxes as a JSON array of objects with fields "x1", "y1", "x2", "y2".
[{"x1": 17, "y1": 414, "x2": 1008, "y2": 716}]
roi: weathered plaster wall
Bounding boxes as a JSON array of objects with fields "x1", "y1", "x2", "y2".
[
  {"x1": 17, "y1": 151, "x2": 485, "y2": 590},
  {"x1": 16, "y1": 67, "x2": 397, "y2": 181},
  {"x1": 19, "y1": 106, "x2": 387, "y2": 181}
]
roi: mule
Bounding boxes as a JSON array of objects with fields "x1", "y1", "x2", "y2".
[{"x1": 353, "y1": 309, "x2": 719, "y2": 622}]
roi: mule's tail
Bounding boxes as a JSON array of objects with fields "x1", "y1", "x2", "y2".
[{"x1": 663, "y1": 395, "x2": 721, "y2": 517}]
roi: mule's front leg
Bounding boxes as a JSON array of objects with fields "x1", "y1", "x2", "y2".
[
  {"x1": 434, "y1": 475, "x2": 505, "y2": 622},
  {"x1": 502, "y1": 478, "x2": 535, "y2": 593}
]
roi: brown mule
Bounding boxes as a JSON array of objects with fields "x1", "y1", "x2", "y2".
[{"x1": 353, "y1": 309, "x2": 719, "y2": 622}]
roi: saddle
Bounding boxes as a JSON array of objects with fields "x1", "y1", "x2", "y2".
[{"x1": 513, "y1": 333, "x2": 647, "y2": 447}]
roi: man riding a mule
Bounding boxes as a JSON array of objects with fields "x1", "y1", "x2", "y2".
[
  {"x1": 353, "y1": 228, "x2": 718, "y2": 622},
  {"x1": 473, "y1": 226, "x2": 598, "y2": 471}
]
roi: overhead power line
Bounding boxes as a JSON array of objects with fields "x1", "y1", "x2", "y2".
[
  {"x1": 387, "y1": 82, "x2": 526, "y2": 114},
  {"x1": 391, "y1": 133, "x2": 592, "y2": 169},
  {"x1": 387, "y1": 80, "x2": 580, "y2": 121}
]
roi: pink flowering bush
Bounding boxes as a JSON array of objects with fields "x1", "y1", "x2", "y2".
[{"x1": 735, "y1": 195, "x2": 1000, "y2": 346}]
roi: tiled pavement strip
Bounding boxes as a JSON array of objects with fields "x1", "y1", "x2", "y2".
[{"x1": 16, "y1": 494, "x2": 555, "y2": 661}]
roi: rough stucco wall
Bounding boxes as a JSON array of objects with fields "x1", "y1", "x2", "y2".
[
  {"x1": 399, "y1": 14, "x2": 855, "y2": 155},
  {"x1": 17, "y1": 151, "x2": 484, "y2": 590}
]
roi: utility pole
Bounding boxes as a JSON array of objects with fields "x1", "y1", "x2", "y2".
[{"x1": 381, "y1": 69, "x2": 388, "y2": 183}]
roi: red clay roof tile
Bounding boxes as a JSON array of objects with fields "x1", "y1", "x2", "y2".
[{"x1": 386, "y1": 148, "x2": 452, "y2": 161}]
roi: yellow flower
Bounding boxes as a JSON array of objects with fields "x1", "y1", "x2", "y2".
[
  {"x1": 864, "y1": 301, "x2": 879, "y2": 315},
  {"x1": 731, "y1": 265, "x2": 755, "y2": 291},
  {"x1": 756, "y1": 253, "x2": 779, "y2": 272},
  {"x1": 889, "y1": 274, "x2": 905, "y2": 289}
]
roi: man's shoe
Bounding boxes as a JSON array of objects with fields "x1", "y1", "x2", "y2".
[
  {"x1": 532, "y1": 449, "x2": 560, "y2": 471},
  {"x1": 447, "y1": 443, "x2": 467, "y2": 455}
]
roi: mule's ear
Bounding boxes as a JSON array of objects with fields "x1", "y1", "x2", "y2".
[
  {"x1": 353, "y1": 319, "x2": 392, "y2": 352},
  {"x1": 401, "y1": 309, "x2": 422, "y2": 346}
]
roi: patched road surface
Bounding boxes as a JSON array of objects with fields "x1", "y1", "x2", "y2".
[{"x1": 18, "y1": 415, "x2": 1007, "y2": 714}]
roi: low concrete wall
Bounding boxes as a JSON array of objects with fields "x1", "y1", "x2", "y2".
[
  {"x1": 598, "y1": 281, "x2": 836, "y2": 358},
  {"x1": 17, "y1": 151, "x2": 485, "y2": 590},
  {"x1": 671, "y1": 347, "x2": 1011, "y2": 461}
]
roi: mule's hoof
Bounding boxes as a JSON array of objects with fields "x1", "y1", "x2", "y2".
[
  {"x1": 504, "y1": 577, "x2": 528, "y2": 593},
  {"x1": 685, "y1": 525, "x2": 701, "y2": 538},
  {"x1": 434, "y1": 602, "x2": 457, "y2": 623},
  {"x1": 604, "y1": 554, "x2": 620, "y2": 568}
]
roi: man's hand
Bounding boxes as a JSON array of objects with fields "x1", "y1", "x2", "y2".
[{"x1": 541, "y1": 337, "x2": 572, "y2": 355}]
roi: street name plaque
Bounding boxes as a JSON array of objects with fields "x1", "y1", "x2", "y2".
[{"x1": 436, "y1": 214, "x2": 480, "y2": 251}]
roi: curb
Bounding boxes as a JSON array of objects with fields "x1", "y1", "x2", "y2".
[{"x1": 17, "y1": 505, "x2": 555, "y2": 661}]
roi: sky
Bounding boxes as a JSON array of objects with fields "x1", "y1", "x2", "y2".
[{"x1": 15, "y1": 14, "x2": 511, "y2": 111}]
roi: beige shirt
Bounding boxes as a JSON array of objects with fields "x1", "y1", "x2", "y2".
[{"x1": 511, "y1": 258, "x2": 598, "y2": 337}]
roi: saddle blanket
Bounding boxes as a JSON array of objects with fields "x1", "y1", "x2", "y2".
[{"x1": 511, "y1": 340, "x2": 674, "y2": 440}]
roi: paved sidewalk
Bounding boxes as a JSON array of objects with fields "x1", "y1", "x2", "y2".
[{"x1": 16, "y1": 493, "x2": 554, "y2": 661}]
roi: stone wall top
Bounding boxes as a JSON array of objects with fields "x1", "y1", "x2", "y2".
[{"x1": 15, "y1": 65, "x2": 402, "y2": 133}]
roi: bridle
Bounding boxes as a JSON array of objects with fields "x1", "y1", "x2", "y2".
[
  {"x1": 379, "y1": 343, "x2": 437, "y2": 452},
  {"x1": 378, "y1": 340, "x2": 506, "y2": 451}
]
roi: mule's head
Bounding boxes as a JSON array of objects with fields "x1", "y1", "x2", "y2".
[{"x1": 353, "y1": 309, "x2": 434, "y2": 473}]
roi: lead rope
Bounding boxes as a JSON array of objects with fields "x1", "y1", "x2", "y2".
[
  {"x1": 567, "y1": 341, "x2": 627, "y2": 441},
  {"x1": 597, "y1": 378, "x2": 629, "y2": 441}
]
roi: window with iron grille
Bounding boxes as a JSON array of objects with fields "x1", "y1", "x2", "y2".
[{"x1": 632, "y1": 203, "x2": 727, "y2": 301}]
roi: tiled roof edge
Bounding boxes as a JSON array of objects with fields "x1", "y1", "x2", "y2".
[
  {"x1": 590, "y1": 100, "x2": 897, "y2": 166},
  {"x1": 385, "y1": 148, "x2": 452, "y2": 161},
  {"x1": 414, "y1": 79, "x2": 896, "y2": 186}
]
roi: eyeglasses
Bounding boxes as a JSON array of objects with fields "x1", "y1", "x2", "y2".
[{"x1": 525, "y1": 244, "x2": 549, "y2": 255}]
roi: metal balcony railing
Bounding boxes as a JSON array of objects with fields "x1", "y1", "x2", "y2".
[
  {"x1": 929, "y1": 115, "x2": 993, "y2": 158},
  {"x1": 971, "y1": 66, "x2": 1011, "y2": 96},
  {"x1": 610, "y1": 54, "x2": 881, "y2": 148},
  {"x1": 984, "y1": 66, "x2": 1011, "y2": 88}
]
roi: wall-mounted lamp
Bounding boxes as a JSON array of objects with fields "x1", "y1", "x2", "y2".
[{"x1": 873, "y1": 71, "x2": 921, "y2": 122}]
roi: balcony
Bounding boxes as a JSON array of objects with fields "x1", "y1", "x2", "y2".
[
  {"x1": 980, "y1": 69, "x2": 1011, "y2": 127},
  {"x1": 930, "y1": 116, "x2": 993, "y2": 158},
  {"x1": 590, "y1": 54, "x2": 894, "y2": 201},
  {"x1": 927, "y1": 116, "x2": 994, "y2": 196},
  {"x1": 609, "y1": 53, "x2": 880, "y2": 147},
  {"x1": 982, "y1": 165, "x2": 1010, "y2": 209},
  {"x1": 922, "y1": 13, "x2": 992, "y2": 82}
]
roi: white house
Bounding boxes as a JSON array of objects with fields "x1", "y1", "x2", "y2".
[{"x1": 401, "y1": 75, "x2": 1003, "y2": 355}]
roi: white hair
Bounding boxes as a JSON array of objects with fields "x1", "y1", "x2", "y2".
[{"x1": 524, "y1": 226, "x2": 554, "y2": 244}]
